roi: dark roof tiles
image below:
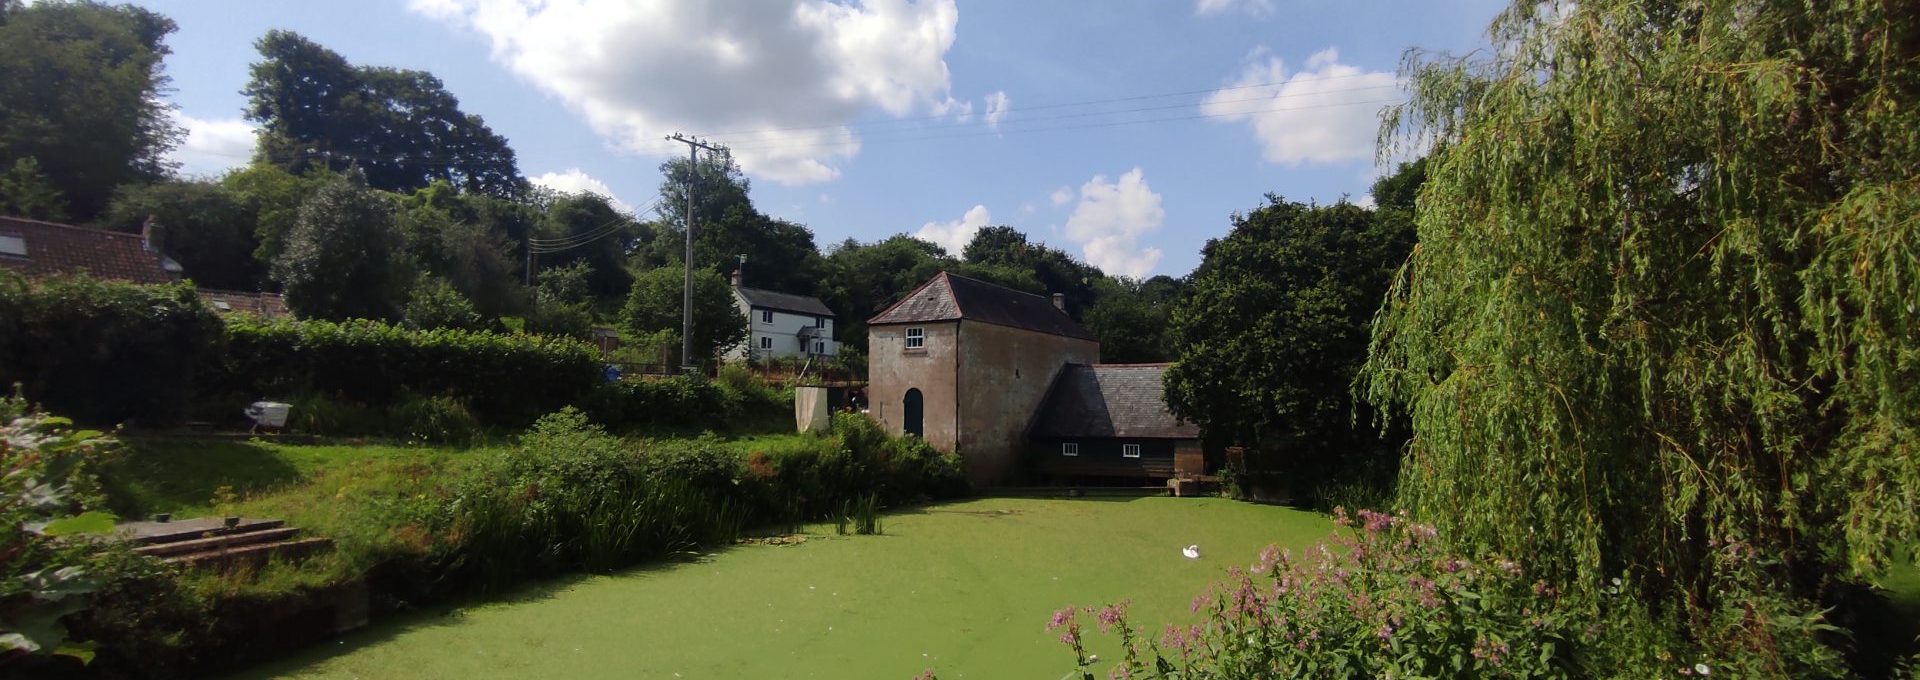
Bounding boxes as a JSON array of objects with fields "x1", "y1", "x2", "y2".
[
  {"x1": 736, "y1": 286, "x2": 835, "y2": 317},
  {"x1": 868, "y1": 272, "x2": 1097, "y2": 341},
  {"x1": 1029, "y1": 363, "x2": 1200, "y2": 440},
  {"x1": 0, "y1": 216, "x2": 176, "y2": 285}
]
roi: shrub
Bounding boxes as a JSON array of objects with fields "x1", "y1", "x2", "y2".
[
  {"x1": 218, "y1": 316, "x2": 599, "y2": 427},
  {"x1": 0, "y1": 274, "x2": 223, "y2": 425},
  {"x1": 582, "y1": 373, "x2": 787, "y2": 436},
  {"x1": 1053, "y1": 509, "x2": 1846, "y2": 679}
]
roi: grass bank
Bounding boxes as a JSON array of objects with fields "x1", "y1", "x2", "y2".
[{"x1": 231, "y1": 496, "x2": 1332, "y2": 680}]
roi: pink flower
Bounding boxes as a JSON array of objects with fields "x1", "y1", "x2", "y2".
[{"x1": 1047, "y1": 606, "x2": 1075, "y2": 631}]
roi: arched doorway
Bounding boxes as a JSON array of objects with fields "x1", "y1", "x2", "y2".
[{"x1": 903, "y1": 388, "x2": 924, "y2": 438}]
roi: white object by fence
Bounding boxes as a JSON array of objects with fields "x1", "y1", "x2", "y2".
[{"x1": 245, "y1": 401, "x2": 292, "y2": 428}]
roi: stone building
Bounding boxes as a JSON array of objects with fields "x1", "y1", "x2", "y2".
[{"x1": 866, "y1": 272, "x2": 1115, "y2": 486}]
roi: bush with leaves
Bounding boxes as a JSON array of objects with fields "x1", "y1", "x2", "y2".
[
  {"x1": 0, "y1": 401, "x2": 126, "y2": 668},
  {"x1": 1052, "y1": 509, "x2": 1843, "y2": 679},
  {"x1": 0, "y1": 274, "x2": 224, "y2": 425}
]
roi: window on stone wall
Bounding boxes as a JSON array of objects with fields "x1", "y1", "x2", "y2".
[
  {"x1": 905, "y1": 327, "x2": 924, "y2": 349},
  {"x1": 1123, "y1": 444, "x2": 1141, "y2": 458},
  {"x1": 1062, "y1": 443, "x2": 1079, "y2": 456},
  {"x1": 761, "y1": 310, "x2": 773, "y2": 323}
]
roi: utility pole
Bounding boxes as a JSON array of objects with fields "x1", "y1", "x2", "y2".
[{"x1": 666, "y1": 133, "x2": 723, "y2": 374}]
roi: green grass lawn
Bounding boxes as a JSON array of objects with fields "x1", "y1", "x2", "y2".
[{"x1": 227, "y1": 496, "x2": 1331, "y2": 680}]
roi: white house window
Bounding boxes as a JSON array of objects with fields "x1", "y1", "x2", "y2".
[
  {"x1": 761, "y1": 310, "x2": 773, "y2": 324},
  {"x1": 1062, "y1": 443, "x2": 1079, "y2": 456},
  {"x1": 814, "y1": 341, "x2": 825, "y2": 354},
  {"x1": 815, "y1": 316, "x2": 826, "y2": 328},
  {"x1": 1122, "y1": 444, "x2": 1142, "y2": 458},
  {"x1": 905, "y1": 327, "x2": 925, "y2": 349},
  {"x1": 759, "y1": 336, "x2": 772, "y2": 350}
]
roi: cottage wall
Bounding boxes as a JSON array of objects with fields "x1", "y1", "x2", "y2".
[
  {"x1": 955, "y1": 321, "x2": 1100, "y2": 486},
  {"x1": 726, "y1": 293, "x2": 838, "y2": 362},
  {"x1": 868, "y1": 321, "x2": 960, "y2": 452}
]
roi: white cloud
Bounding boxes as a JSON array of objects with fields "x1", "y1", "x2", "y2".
[
  {"x1": 411, "y1": 0, "x2": 961, "y2": 185},
  {"x1": 166, "y1": 112, "x2": 255, "y2": 178},
  {"x1": 1195, "y1": 0, "x2": 1274, "y2": 17},
  {"x1": 916, "y1": 204, "x2": 991, "y2": 256},
  {"x1": 1049, "y1": 185, "x2": 1075, "y2": 207},
  {"x1": 531, "y1": 168, "x2": 634, "y2": 214},
  {"x1": 1202, "y1": 47, "x2": 1399, "y2": 166},
  {"x1": 1064, "y1": 168, "x2": 1164, "y2": 278},
  {"x1": 984, "y1": 90, "x2": 1010, "y2": 129}
]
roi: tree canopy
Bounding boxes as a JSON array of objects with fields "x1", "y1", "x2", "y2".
[
  {"x1": 1362, "y1": 0, "x2": 1919, "y2": 667},
  {"x1": 271, "y1": 178, "x2": 412, "y2": 320},
  {"x1": 0, "y1": 0, "x2": 179, "y2": 220},
  {"x1": 621, "y1": 264, "x2": 746, "y2": 369},
  {"x1": 244, "y1": 30, "x2": 526, "y2": 198}
]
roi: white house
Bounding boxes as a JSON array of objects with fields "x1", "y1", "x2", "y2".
[{"x1": 726, "y1": 271, "x2": 838, "y2": 361}]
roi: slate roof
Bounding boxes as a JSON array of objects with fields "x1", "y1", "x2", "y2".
[
  {"x1": 1029, "y1": 364, "x2": 1200, "y2": 440},
  {"x1": 736, "y1": 286, "x2": 834, "y2": 317},
  {"x1": 0, "y1": 216, "x2": 178, "y2": 284},
  {"x1": 867, "y1": 271, "x2": 1097, "y2": 341}
]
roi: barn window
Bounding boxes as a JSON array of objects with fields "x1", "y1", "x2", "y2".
[
  {"x1": 761, "y1": 310, "x2": 774, "y2": 323},
  {"x1": 1062, "y1": 443, "x2": 1079, "y2": 457},
  {"x1": 1122, "y1": 444, "x2": 1142, "y2": 458},
  {"x1": 759, "y1": 336, "x2": 772, "y2": 350},
  {"x1": 905, "y1": 327, "x2": 925, "y2": 349}
]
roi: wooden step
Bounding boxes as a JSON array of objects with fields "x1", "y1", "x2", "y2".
[
  {"x1": 119, "y1": 517, "x2": 286, "y2": 545},
  {"x1": 165, "y1": 536, "x2": 334, "y2": 568},
  {"x1": 134, "y1": 526, "x2": 302, "y2": 557}
]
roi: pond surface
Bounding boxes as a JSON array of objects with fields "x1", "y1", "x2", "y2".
[{"x1": 235, "y1": 496, "x2": 1331, "y2": 680}]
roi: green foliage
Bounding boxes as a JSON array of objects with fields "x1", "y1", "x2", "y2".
[
  {"x1": 581, "y1": 373, "x2": 787, "y2": 436},
  {"x1": 0, "y1": 274, "x2": 224, "y2": 424},
  {"x1": 0, "y1": 157, "x2": 67, "y2": 221},
  {"x1": 647, "y1": 152, "x2": 827, "y2": 298},
  {"x1": 539, "y1": 192, "x2": 640, "y2": 303},
  {"x1": 1165, "y1": 189, "x2": 1415, "y2": 500},
  {"x1": 402, "y1": 277, "x2": 485, "y2": 331},
  {"x1": 272, "y1": 177, "x2": 413, "y2": 321},
  {"x1": 1058, "y1": 510, "x2": 1843, "y2": 679},
  {"x1": 622, "y1": 264, "x2": 746, "y2": 368},
  {"x1": 819, "y1": 235, "x2": 951, "y2": 353},
  {"x1": 101, "y1": 179, "x2": 263, "y2": 289},
  {"x1": 0, "y1": 0, "x2": 178, "y2": 220},
  {"x1": 0, "y1": 406, "x2": 123, "y2": 665},
  {"x1": 244, "y1": 30, "x2": 526, "y2": 198},
  {"x1": 284, "y1": 392, "x2": 482, "y2": 444},
  {"x1": 1083, "y1": 275, "x2": 1184, "y2": 364},
  {"x1": 220, "y1": 162, "x2": 336, "y2": 269},
  {"x1": 220, "y1": 316, "x2": 599, "y2": 427},
  {"x1": 1361, "y1": 0, "x2": 1920, "y2": 671}
]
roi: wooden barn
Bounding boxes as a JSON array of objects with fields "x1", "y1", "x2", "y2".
[{"x1": 1025, "y1": 363, "x2": 1202, "y2": 484}]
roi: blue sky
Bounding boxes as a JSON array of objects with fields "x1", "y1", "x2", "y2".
[{"x1": 142, "y1": 0, "x2": 1505, "y2": 278}]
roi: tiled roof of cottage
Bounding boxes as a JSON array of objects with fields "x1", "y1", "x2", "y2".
[
  {"x1": 867, "y1": 271, "x2": 1097, "y2": 341},
  {"x1": 736, "y1": 286, "x2": 834, "y2": 317},
  {"x1": 0, "y1": 216, "x2": 177, "y2": 285},
  {"x1": 1029, "y1": 363, "x2": 1200, "y2": 440}
]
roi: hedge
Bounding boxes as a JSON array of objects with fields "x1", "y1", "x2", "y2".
[
  {"x1": 0, "y1": 274, "x2": 223, "y2": 424},
  {"x1": 216, "y1": 317, "x2": 601, "y2": 427}
]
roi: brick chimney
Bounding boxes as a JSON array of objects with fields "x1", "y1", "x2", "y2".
[{"x1": 1051, "y1": 293, "x2": 1066, "y2": 312}]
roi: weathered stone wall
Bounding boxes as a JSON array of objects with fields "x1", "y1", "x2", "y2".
[
  {"x1": 956, "y1": 321, "x2": 1100, "y2": 487},
  {"x1": 867, "y1": 321, "x2": 960, "y2": 452}
]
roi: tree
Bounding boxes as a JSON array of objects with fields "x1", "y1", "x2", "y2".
[
  {"x1": 1083, "y1": 276, "x2": 1182, "y2": 364},
  {"x1": 538, "y1": 192, "x2": 639, "y2": 304},
  {"x1": 1165, "y1": 191, "x2": 1414, "y2": 500},
  {"x1": 621, "y1": 264, "x2": 745, "y2": 369},
  {"x1": 650, "y1": 152, "x2": 826, "y2": 295},
  {"x1": 0, "y1": 0, "x2": 179, "y2": 220},
  {"x1": 244, "y1": 30, "x2": 526, "y2": 197},
  {"x1": 101, "y1": 180, "x2": 262, "y2": 289},
  {"x1": 961, "y1": 225, "x2": 1101, "y2": 314},
  {"x1": 1363, "y1": 0, "x2": 1919, "y2": 670},
  {"x1": 220, "y1": 162, "x2": 337, "y2": 271},
  {"x1": 403, "y1": 277, "x2": 483, "y2": 331},
  {"x1": 0, "y1": 158, "x2": 66, "y2": 221},
  {"x1": 271, "y1": 178, "x2": 412, "y2": 320}
]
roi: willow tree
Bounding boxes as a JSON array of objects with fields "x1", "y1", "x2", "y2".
[{"x1": 1364, "y1": 0, "x2": 1917, "y2": 630}]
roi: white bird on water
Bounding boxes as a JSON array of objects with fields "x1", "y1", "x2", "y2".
[{"x1": 1181, "y1": 545, "x2": 1201, "y2": 560}]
